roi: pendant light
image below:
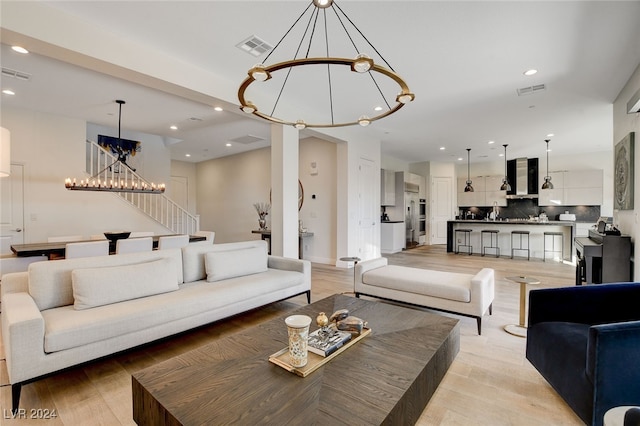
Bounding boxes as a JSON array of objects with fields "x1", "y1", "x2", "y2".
[
  {"x1": 500, "y1": 144, "x2": 511, "y2": 191},
  {"x1": 541, "y1": 139, "x2": 554, "y2": 189},
  {"x1": 464, "y1": 148, "x2": 474, "y2": 192}
]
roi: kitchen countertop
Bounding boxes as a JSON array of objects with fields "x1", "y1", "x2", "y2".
[{"x1": 449, "y1": 220, "x2": 576, "y2": 225}]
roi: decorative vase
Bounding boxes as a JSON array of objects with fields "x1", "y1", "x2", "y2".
[
  {"x1": 258, "y1": 218, "x2": 267, "y2": 230},
  {"x1": 285, "y1": 315, "x2": 312, "y2": 367}
]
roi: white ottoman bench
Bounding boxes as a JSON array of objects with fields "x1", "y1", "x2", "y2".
[{"x1": 355, "y1": 257, "x2": 494, "y2": 335}]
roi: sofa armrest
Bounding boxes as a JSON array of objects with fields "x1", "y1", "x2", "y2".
[
  {"x1": 355, "y1": 258, "x2": 388, "y2": 290},
  {"x1": 268, "y1": 256, "x2": 311, "y2": 289},
  {"x1": 586, "y1": 320, "x2": 640, "y2": 419},
  {"x1": 469, "y1": 268, "x2": 495, "y2": 311},
  {"x1": 0, "y1": 272, "x2": 29, "y2": 296},
  {"x1": 1, "y1": 292, "x2": 45, "y2": 383},
  {"x1": 528, "y1": 283, "x2": 640, "y2": 327}
]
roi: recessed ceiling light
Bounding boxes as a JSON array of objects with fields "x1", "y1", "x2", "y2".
[
  {"x1": 546, "y1": 133, "x2": 554, "y2": 137},
  {"x1": 457, "y1": 157, "x2": 463, "y2": 161},
  {"x1": 488, "y1": 140, "x2": 495, "y2": 144},
  {"x1": 499, "y1": 153, "x2": 504, "y2": 157},
  {"x1": 214, "y1": 106, "x2": 223, "y2": 112},
  {"x1": 439, "y1": 147, "x2": 445, "y2": 150},
  {"x1": 170, "y1": 125, "x2": 178, "y2": 130},
  {"x1": 226, "y1": 143, "x2": 232, "y2": 147},
  {"x1": 11, "y1": 46, "x2": 28, "y2": 54},
  {"x1": 185, "y1": 153, "x2": 191, "y2": 157},
  {"x1": 374, "y1": 106, "x2": 383, "y2": 111},
  {"x1": 2, "y1": 89, "x2": 15, "y2": 95},
  {"x1": 524, "y1": 69, "x2": 538, "y2": 76}
]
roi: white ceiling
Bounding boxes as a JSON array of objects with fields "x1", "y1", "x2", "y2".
[{"x1": 1, "y1": 1, "x2": 639, "y2": 165}]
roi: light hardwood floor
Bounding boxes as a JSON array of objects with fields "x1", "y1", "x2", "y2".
[{"x1": 0, "y1": 245, "x2": 583, "y2": 425}]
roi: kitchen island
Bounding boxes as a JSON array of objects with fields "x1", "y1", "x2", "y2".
[{"x1": 447, "y1": 220, "x2": 575, "y2": 262}]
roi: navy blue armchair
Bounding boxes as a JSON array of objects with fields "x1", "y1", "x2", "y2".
[{"x1": 526, "y1": 283, "x2": 640, "y2": 426}]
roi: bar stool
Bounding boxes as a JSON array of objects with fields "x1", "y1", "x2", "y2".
[
  {"x1": 481, "y1": 229, "x2": 500, "y2": 257},
  {"x1": 544, "y1": 231, "x2": 564, "y2": 262},
  {"x1": 511, "y1": 230, "x2": 530, "y2": 260},
  {"x1": 454, "y1": 229, "x2": 473, "y2": 255}
]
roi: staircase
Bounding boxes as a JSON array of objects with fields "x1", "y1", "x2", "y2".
[{"x1": 85, "y1": 140, "x2": 199, "y2": 234}]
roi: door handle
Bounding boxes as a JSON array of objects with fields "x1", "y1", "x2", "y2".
[{"x1": 13, "y1": 228, "x2": 22, "y2": 232}]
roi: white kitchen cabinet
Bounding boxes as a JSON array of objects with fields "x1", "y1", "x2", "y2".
[
  {"x1": 564, "y1": 170, "x2": 602, "y2": 189},
  {"x1": 457, "y1": 176, "x2": 505, "y2": 207},
  {"x1": 381, "y1": 222, "x2": 405, "y2": 253},
  {"x1": 380, "y1": 169, "x2": 396, "y2": 206},
  {"x1": 539, "y1": 187, "x2": 565, "y2": 206},
  {"x1": 539, "y1": 170, "x2": 602, "y2": 206},
  {"x1": 484, "y1": 176, "x2": 507, "y2": 206},
  {"x1": 564, "y1": 187, "x2": 603, "y2": 205}
]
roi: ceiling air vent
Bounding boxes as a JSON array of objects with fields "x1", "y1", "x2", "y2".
[
  {"x1": 230, "y1": 134, "x2": 265, "y2": 145},
  {"x1": 236, "y1": 35, "x2": 273, "y2": 57},
  {"x1": 516, "y1": 84, "x2": 546, "y2": 96},
  {"x1": 1, "y1": 67, "x2": 31, "y2": 81}
]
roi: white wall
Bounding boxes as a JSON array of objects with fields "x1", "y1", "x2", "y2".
[
  {"x1": 195, "y1": 138, "x2": 338, "y2": 264},
  {"x1": 3, "y1": 107, "x2": 170, "y2": 243},
  {"x1": 613, "y1": 63, "x2": 640, "y2": 279},
  {"x1": 299, "y1": 137, "x2": 337, "y2": 264}
]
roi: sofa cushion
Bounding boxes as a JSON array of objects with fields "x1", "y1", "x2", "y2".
[
  {"x1": 43, "y1": 268, "x2": 304, "y2": 353},
  {"x1": 181, "y1": 241, "x2": 217, "y2": 283},
  {"x1": 205, "y1": 245, "x2": 268, "y2": 282},
  {"x1": 72, "y1": 258, "x2": 179, "y2": 310},
  {"x1": 362, "y1": 265, "x2": 472, "y2": 302},
  {"x1": 28, "y1": 249, "x2": 183, "y2": 311}
]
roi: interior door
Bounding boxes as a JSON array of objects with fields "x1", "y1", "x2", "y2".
[
  {"x1": 431, "y1": 176, "x2": 452, "y2": 245},
  {"x1": 358, "y1": 157, "x2": 376, "y2": 261},
  {"x1": 1, "y1": 164, "x2": 25, "y2": 249}
]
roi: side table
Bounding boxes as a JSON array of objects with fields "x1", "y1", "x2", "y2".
[
  {"x1": 339, "y1": 256, "x2": 361, "y2": 294},
  {"x1": 504, "y1": 275, "x2": 540, "y2": 337}
]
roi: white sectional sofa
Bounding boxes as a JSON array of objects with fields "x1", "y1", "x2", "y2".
[
  {"x1": 1, "y1": 240, "x2": 310, "y2": 412},
  {"x1": 355, "y1": 257, "x2": 494, "y2": 335}
]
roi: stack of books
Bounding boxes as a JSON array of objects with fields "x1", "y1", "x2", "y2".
[{"x1": 307, "y1": 328, "x2": 352, "y2": 357}]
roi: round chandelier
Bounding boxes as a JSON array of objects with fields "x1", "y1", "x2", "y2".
[{"x1": 237, "y1": 0, "x2": 415, "y2": 129}]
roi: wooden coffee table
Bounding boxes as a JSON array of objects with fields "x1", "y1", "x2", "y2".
[{"x1": 132, "y1": 294, "x2": 460, "y2": 425}]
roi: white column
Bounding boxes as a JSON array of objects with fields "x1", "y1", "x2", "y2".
[{"x1": 270, "y1": 124, "x2": 299, "y2": 258}]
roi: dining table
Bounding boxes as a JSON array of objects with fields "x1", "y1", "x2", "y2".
[{"x1": 10, "y1": 234, "x2": 207, "y2": 260}]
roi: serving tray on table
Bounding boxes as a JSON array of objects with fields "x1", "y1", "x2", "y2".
[{"x1": 269, "y1": 328, "x2": 371, "y2": 377}]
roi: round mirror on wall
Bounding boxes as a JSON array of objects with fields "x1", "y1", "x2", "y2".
[{"x1": 270, "y1": 180, "x2": 304, "y2": 211}]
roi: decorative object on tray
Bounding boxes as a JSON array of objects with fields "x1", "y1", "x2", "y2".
[
  {"x1": 284, "y1": 315, "x2": 312, "y2": 368},
  {"x1": 308, "y1": 327, "x2": 352, "y2": 357},
  {"x1": 253, "y1": 201, "x2": 271, "y2": 230},
  {"x1": 307, "y1": 312, "x2": 351, "y2": 357},
  {"x1": 329, "y1": 308, "x2": 367, "y2": 335}
]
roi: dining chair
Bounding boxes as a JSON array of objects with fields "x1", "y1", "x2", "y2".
[
  {"x1": 130, "y1": 231, "x2": 155, "y2": 238},
  {"x1": 47, "y1": 235, "x2": 83, "y2": 243},
  {"x1": 194, "y1": 231, "x2": 215, "y2": 243},
  {"x1": 0, "y1": 236, "x2": 13, "y2": 256},
  {"x1": 116, "y1": 237, "x2": 153, "y2": 254},
  {"x1": 65, "y1": 240, "x2": 110, "y2": 259},
  {"x1": 157, "y1": 234, "x2": 190, "y2": 250}
]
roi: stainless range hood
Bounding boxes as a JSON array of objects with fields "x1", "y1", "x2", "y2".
[{"x1": 506, "y1": 157, "x2": 539, "y2": 199}]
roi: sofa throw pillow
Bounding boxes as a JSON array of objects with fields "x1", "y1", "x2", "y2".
[
  {"x1": 72, "y1": 257, "x2": 179, "y2": 310},
  {"x1": 205, "y1": 245, "x2": 268, "y2": 282}
]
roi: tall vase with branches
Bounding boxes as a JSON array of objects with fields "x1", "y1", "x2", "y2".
[{"x1": 254, "y1": 202, "x2": 271, "y2": 230}]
